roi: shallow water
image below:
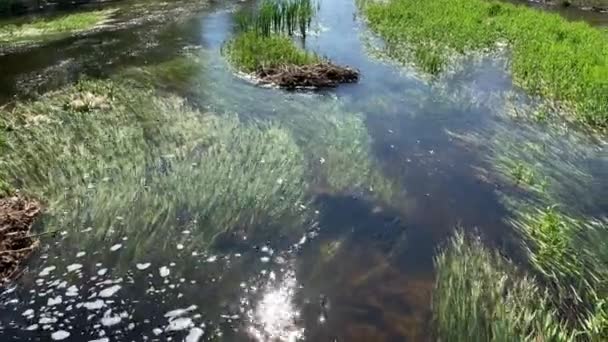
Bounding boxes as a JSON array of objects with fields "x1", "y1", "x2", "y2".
[{"x1": 0, "y1": 0, "x2": 606, "y2": 341}]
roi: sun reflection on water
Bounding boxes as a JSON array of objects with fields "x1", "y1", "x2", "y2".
[{"x1": 245, "y1": 268, "x2": 304, "y2": 342}]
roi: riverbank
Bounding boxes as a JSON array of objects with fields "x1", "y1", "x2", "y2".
[{"x1": 360, "y1": 0, "x2": 608, "y2": 130}]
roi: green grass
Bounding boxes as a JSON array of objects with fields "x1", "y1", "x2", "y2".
[
  {"x1": 0, "y1": 9, "x2": 113, "y2": 45},
  {"x1": 224, "y1": 30, "x2": 320, "y2": 73},
  {"x1": 510, "y1": 207, "x2": 608, "y2": 330},
  {"x1": 360, "y1": 0, "x2": 608, "y2": 128},
  {"x1": 236, "y1": 0, "x2": 317, "y2": 38},
  {"x1": 0, "y1": 79, "x2": 310, "y2": 252},
  {"x1": 434, "y1": 230, "x2": 572, "y2": 341}
]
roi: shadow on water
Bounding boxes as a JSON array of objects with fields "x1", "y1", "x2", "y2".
[{"x1": 0, "y1": 0, "x2": 606, "y2": 341}]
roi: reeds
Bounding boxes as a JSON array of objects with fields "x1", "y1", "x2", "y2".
[{"x1": 235, "y1": 0, "x2": 317, "y2": 38}]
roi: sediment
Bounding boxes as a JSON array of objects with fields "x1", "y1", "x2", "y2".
[
  {"x1": 0, "y1": 195, "x2": 41, "y2": 285},
  {"x1": 257, "y1": 63, "x2": 360, "y2": 89}
]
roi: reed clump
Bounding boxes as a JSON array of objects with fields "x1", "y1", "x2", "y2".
[
  {"x1": 225, "y1": 0, "x2": 359, "y2": 88},
  {"x1": 235, "y1": 0, "x2": 317, "y2": 38}
]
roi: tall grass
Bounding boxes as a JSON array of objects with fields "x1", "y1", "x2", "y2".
[
  {"x1": 360, "y1": 0, "x2": 608, "y2": 129},
  {"x1": 235, "y1": 0, "x2": 316, "y2": 38},
  {"x1": 434, "y1": 230, "x2": 573, "y2": 341}
]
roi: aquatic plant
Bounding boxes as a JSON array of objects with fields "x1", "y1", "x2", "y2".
[
  {"x1": 224, "y1": 31, "x2": 320, "y2": 73},
  {"x1": 0, "y1": 80, "x2": 310, "y2": 254},
  {"x1": 360, "y1": 0, "x2": 608, "y2": 129},
  {"x1": 510, "y1": 207, "x2": 608, "y2": 326},
  {"x1": 434, "y1": 230, "x2": 573, "y2": 341},
  {"x1": 0, "y1": 9, "x2": 114, "y2": 45},
  {"x1": 277, "y1": 104, "x2": 399, "y2": 205},
  {"x1": 235, "y1": 0, "x2": 317, "y2": 38}
]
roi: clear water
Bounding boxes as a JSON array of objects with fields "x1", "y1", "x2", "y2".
[{"x1": 0, "y1": 0, "x2": 606, "y2": 341}]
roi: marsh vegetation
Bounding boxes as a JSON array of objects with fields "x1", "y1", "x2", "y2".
[
  {"x1": 360, "y1": 0, "x2": 608, "y2": 129},
  {"x1": 0, "y1": 0, "x2": 606, "y2": 340},
  {"x1": 225, "y1": 0, "x2": 359, "y2": 88}
]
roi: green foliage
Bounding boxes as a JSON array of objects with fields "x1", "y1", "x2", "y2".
[
  {"x1": 510, "y1": 208, "x2": 608, "y2": 327},
  {"x1": 434, "y1": 230, "x2": 572, "y2": 341},
  {"x1": 360, "y1": 0, "x2": 608, "y2": 128},
  {"x1": 224, "y1": 30, "x2": 320, "y2": 73},
  {"x1": 0, "y1": 9, "x2": 114, "y2": 45},
  {"x1": 235, "y1": 0, "x2": 316, "y2": 38}
]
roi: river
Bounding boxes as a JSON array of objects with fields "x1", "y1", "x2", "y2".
[{"x1": 0, "y1": 0, "x2": 606, "y2": 341}]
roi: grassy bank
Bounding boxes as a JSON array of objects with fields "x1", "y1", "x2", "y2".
[
  {"x1": 360, "y1": 0, "x2": 608, "y2": 128},
  {"x1": 0, "y1": 9, "x2": 114, "y2": 46}
]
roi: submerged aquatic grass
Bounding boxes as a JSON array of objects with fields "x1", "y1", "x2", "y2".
[
  {"x1": 0, "y1": 9, "x2": 114, "y2": 45},
  {"x1": 510, "y1": 207, "x2": 608, "y2": 329},
  {"x1": 434, "y1": 230, "x2": 571, "y2": 341},
  {"x1": 360, "y1": 0, "x2": 608, "y2": 128},
  {"x1": 0, "y1": 79, "x2": 309, "y2": 253}
]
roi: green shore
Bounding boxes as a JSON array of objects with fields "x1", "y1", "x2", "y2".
[{"x1": 360, "y1": 0, "x2": 608, "y2": 129}]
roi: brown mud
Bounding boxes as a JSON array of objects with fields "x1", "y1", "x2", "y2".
[
  {"x1": 0, "y1": 195, "x2": 41, "y2": 285},
  {"x1": 257, "y1": 62, "x2": 360, "y2": 89}
]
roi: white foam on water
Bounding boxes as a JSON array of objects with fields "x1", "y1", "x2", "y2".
[
  {"x1": 66, "y1": 264, "x2": 83, "y2": 273},
  {"x1": 164, "y1": 305, "x2": 197, "y2": 319},
  {"x1": 136, "y1": 263, "x2": 151, "y2": 270},
  {"x1": 159, "y1": 266, "x2": 170, "y2": 278},
  {"x1": 100, "y1": 310, "x2": 122, "y2": 327},
  {"x1": 88, "y1": 338, "x2": 109, "y2": 342},
  {"x1": 166, "y1": 317, "x2": 193, "y2": 332},
  {"x1": 185, "y1": 327, "x2": 204, "y2": 342},
  {"x1": 65, "y1": 286, "x2": 79, "y2": 297},
  {"x1": 47, "y1": 296, "x2": 62, "y2": 306},
  {"x1": 98, "y1": 285, "x2": 121, "y2": 298},
  {"x1": 51, "y1": 330, "x2": 70, "y2": 340},
  {"x1": 39, "y1": 266, "x2": 56, "y2": 277},
  {"x1": 82, "y1": 300, "x2": 105, "y2": 310}
]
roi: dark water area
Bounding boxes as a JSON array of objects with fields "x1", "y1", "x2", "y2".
[
  {"x1": 509, "y1": 0, "x2": 608, "y2": 25},
  {"x1": 0, "y1": 0, "x2": 606, "y2": 341}
]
